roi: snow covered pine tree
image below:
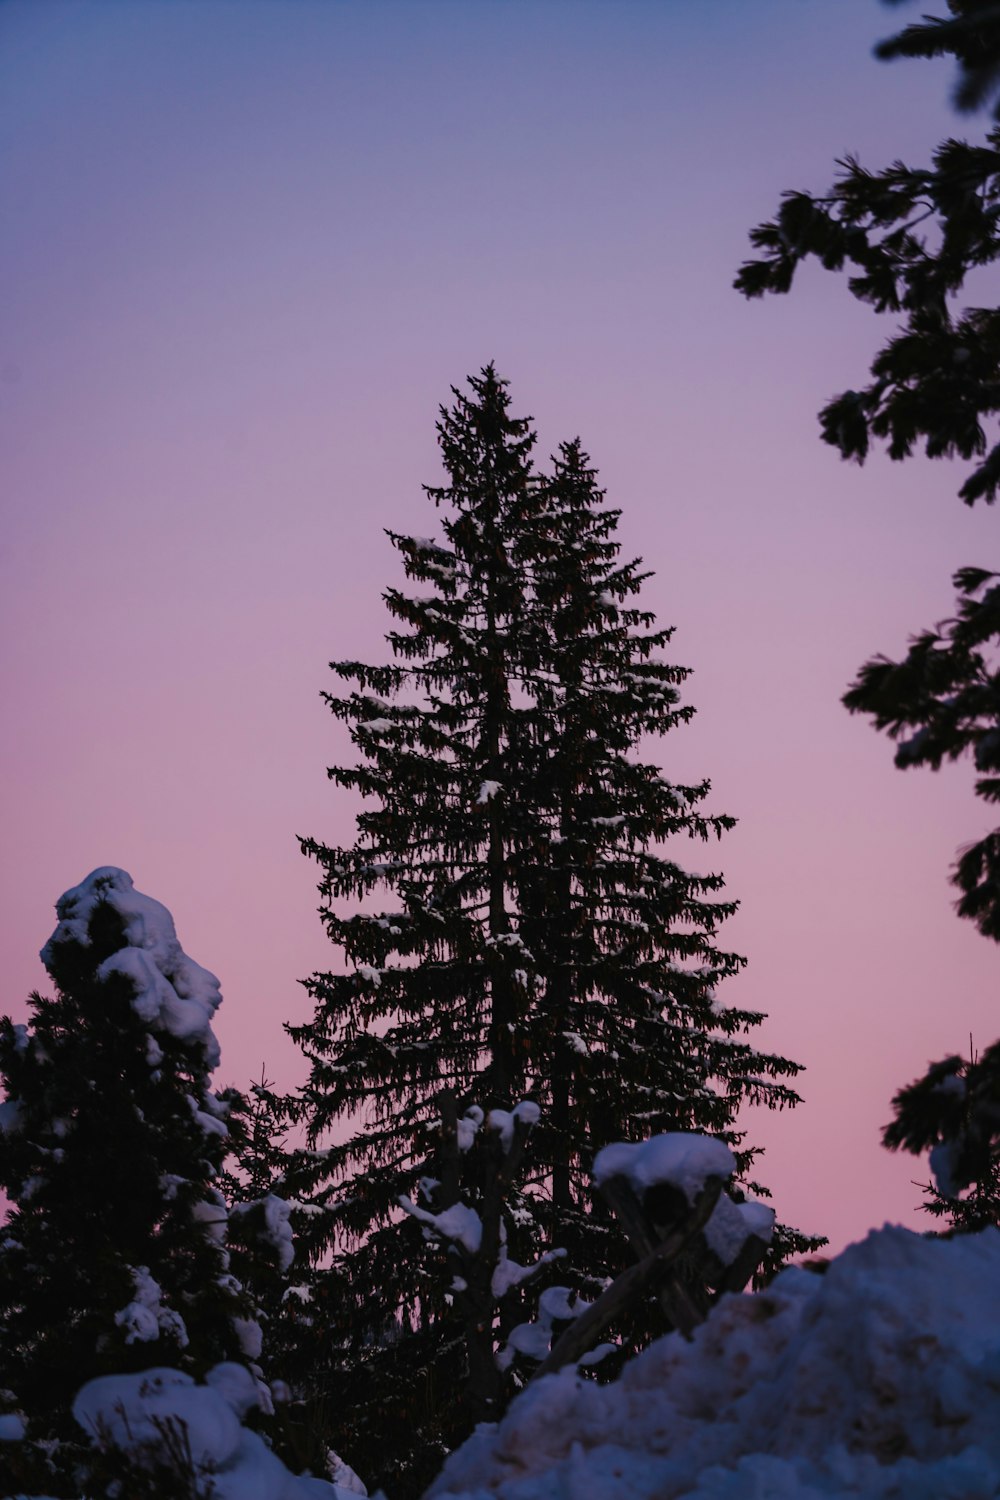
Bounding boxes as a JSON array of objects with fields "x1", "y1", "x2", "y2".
[
  {"x1": 291, "y1": 369, "x2": 814, "y2": 1497},
  {"x1": 0, "y1": 868, "x2": 266, "y2": 1496}
]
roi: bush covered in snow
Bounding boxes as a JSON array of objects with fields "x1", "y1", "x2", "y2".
[
  {"x1": 0, "y1": 869, "x2": 280, "y2": 1494},
  {"x1": 427, "y1": 1224, "x2": 1000, "y2": 1500},
  {"x1": 69, "y1": 1362, "x2": 353, "y2": 1499}
]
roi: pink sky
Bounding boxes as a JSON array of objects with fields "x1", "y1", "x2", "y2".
[{"x1": 2, "y1": 0, "x2": 996, "y2": 1254}]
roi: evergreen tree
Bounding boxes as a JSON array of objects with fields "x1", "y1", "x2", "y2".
[
  {"x1": 0, "y1": 867, "x2": 262, "y2": 1496},
  {"x1": 875, "y1": 0, "x2": 1000, "y2": 119},
  {"x1": 220, "y1": 1074, "x2": 325, "y2": 1477},
  {"x1": 884, "y1": 1037, "x2": 1000, "y2": 1231},
  {"x1": 843, "y1": 565, "x2": 1000, "y2": 940},
  {"x1": 511, "y1": 437, "x2": 807, "y2": 1291},
  {"x1": 292, "y1": 367, "x2": 549, "y2": 1494},
  {"x1": 292, "y1": 369, "x2": 812, "y2": 1497},
  {"x1": 735, "y1": 0, "x2": 1000, "y2": 1219},
  {"x1": 736, "y1": 0, "x2": 1000, "y2": 938}
]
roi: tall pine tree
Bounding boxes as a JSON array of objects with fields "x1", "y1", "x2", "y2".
[
  {"x1": 292, "y1": 369, "x2": 811, "y2": 1496},
  {"x1": 516, "y1": 438, "x2": 806, "y2": 1288}
]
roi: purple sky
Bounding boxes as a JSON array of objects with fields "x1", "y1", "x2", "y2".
[{"x1": 2, "y1": 0, "x2": 996, "y2": 1254}]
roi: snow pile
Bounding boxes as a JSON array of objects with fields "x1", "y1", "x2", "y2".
[
  {"x1": 40, "y1": 867, "x2": 224, "y2": 1067},
  {"x1": 428, "y1": 1225, "x2": 1000, "y2": 1500},
  {"x1": 73, "y1": 1363, "x2": 349, "y2": 1499}
]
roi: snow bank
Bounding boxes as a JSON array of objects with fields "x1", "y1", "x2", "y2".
[
  {"x1": 41, "y1": 867, "x2": 223, "y2": 1067},
  {"x1": 428, "y1": 1225, "x2": 1000, "y2": 1500},
  {"x1": 73, "y1": 1364, "x2": 349, "y2": 1499}
]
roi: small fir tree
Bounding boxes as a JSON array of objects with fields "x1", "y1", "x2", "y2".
[
  {"x1": 221, "y1": 1074, "x2": 326, "y2": 1477},
  {"x1": 884, "y1": 1037, "x2": 1000, "y2": 1231},
  {"x1": 292, "y1": 369, "x2": 815, "y2": 1496},
  {"x1": 0, "y1": 867, "x2": 263, "y2": 1496}
]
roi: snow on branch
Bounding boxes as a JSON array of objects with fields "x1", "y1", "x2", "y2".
[
  {"x1": 529, "y1": 1132, "x2": 775, "y2": 1380},
  {"x1": 41, "y1": 867, "x2": 224, "y2": 1068}
]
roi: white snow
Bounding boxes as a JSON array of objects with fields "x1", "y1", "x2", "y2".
[
  {"x1": 500, "y1": 1285, "x2": 586, "y2": 1369},
  {"x1": 478, "y1": 780, "x2": 502, "y2": 804},
  {"x1": 73, "y1": 1364, "x2": 345, "y2": 1498},
  {"x1": 399, "y1": 1195, "x2": 483, "y2": 1254},
  {"x1": 192, "y1": 1192, "x2": 228, "y2": 1244},
  {"x1": 232, "y1": 1315, "x2": 264, "y2": 1359},
  {"x1": 703, "y1": 1192, "x2": 775, "y2": 1267},
  {"x1": 930, "y1": 1139, "x2": 961, "y2": 1198},
  {"x1": 429, "y1": 1224, "x2": 1000, "y2": 1500},
  {"x1": 457, "y1": 1105, "x2": 484, "y2": 1152},
  {"x1": 186, "y1": 1090, "x2": 230, "y2": 1138},
  {"x1": 0, "y1": 1412, "x2": 25, "y2": 1441},
  {"x1": 592, "y1": 1133, "x2": 736, "y2": 1202},
  {"x1": 487, "y1": 1100, "x2": 541, "y2": 1152},
  {"x1": 231, "y1": 1193, "x2": 295, "y2": 1273},
  {"x1": 328, "y1": 1450, "x2": 368, "y2": 1496},
  {"x1": 114, "y1": 1265, "x2": 189, "y2": 1348},
  {"x1": 736, "y1": 1199, "x2": 777, "y2": 1243},
  {"x1": 41, "y1": 868, "x2": 224, "y2": 1068},
  {"x1": 491, "y1": 1247, "x2": 567, "y2": 1300}
]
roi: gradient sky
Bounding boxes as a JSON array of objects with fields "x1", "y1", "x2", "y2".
[{"x1": 2, "y1": 0, "x2": 996, "y2": 1255}]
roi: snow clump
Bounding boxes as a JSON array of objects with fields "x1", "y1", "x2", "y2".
[
  {"x1": 40, "y1": 867, "x2": 224, "y2": 1068},
  {"x1": 428, "y1": 1224, "x2": 1000, "y2": 1500},
  {"x1": 231, "y1": 1192, "x2": 296, "y2": 1273}
]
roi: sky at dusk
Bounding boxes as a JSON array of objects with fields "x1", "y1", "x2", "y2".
[{"x1": 2, "y1": 0, "x2": 997, "y2": 1255}]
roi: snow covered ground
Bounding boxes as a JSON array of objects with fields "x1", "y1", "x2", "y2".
[{"x1": 428, "y1": 1224, "x2": 1000, "y2": 1500}]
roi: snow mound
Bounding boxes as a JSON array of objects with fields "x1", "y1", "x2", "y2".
[
  {"x1": 427, "y1": 1225, "x2": 1000, "y2": 1500},
  {"x1": 41, "y1": 867, "x2": 223, "y2": 1067},
  {"x1": 73, "y1": 1364, "x2": 347, "y2": 1499}
]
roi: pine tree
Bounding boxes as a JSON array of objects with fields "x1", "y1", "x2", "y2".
[
  {"x1": 883, "y1": 1037, "x2": 1000, "y2": 1232},
  {"x1": 515, "y1": 438, "x2": 808, "y2": 1290},
  {"x1": 292, "y1": 367, "x2": 549, "y2": 1494},
  {"x1": 735, "y1": 0, "x2": 1000, "y2": 1219},
  {"x1": 735, "y1": 1, "x2": 1000, "y2": 937},
  {"x1": 292, "y1": 369, "x2": 812, "y2": 1497},
  {"x1": 0, "y1": 867, "x2": 262, "y2": 1496}
]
